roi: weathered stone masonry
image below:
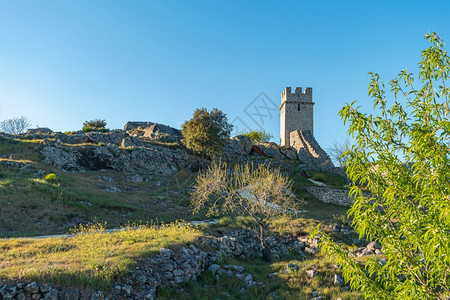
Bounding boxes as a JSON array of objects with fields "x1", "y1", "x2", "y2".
[{"x1": 280, "y1": 87, "x2": 334, "y2": 171}]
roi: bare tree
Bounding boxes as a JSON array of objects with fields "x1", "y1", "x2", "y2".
[
  {"x1": 0, "y1": 116, "x2": 32, "y2": 134},
  {"x1": 327, "y1": 137, "x2": 352, "y2": 167},
  {"x1": 191, "y1": 160, "x2": 300, "y2": 261}
]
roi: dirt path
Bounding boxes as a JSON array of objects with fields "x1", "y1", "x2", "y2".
[{"x1": 1, "y1": 219, "x2": 220, "y2": 240}]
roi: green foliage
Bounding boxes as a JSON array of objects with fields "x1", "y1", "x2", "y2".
[
  {"x1": 44, "y1": 173, "x2": 58, "y2": 183},
  {"x1": 313, "y1": 33, "x2": 450, "y2": 299},
  {"x1": 181, "y1": 108, "x2": 233, "y2": 157},
  {"x1": 311, "y1": 173, "x2": 326, "y2": 182},
  {"x1": 82, "y1": 119, "x2": 107, "y2": 132},
  {"x1": 241, "y1": 130, "x2": 273, "y2": 144}
]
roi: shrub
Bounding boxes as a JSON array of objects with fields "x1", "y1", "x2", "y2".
[
  {"x1": 181, "y1": 108, "x2": 232, "y2": 157},
  {"x1": 82, "y1": 126, "x2": 93, "y2": 132},
  {"x1": 82, "y1": 119, "x2": 107, "y2": 132},
  {"x1": 311, "y1": 173, "x2": 326, "y2": 182},
  {"x1": 192, "y1": 161, "x2": 300, "y2": 261},
  {"x1": 45, "y1": 173, "x2": 58, "y2": 183},
  {"x1": 241, "y1": 130, "x2": 273, "y2": 144}
]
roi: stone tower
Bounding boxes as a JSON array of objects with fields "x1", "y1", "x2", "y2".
[{"x1": 279, "y1": 87, "x2": 314, "y2": 146}]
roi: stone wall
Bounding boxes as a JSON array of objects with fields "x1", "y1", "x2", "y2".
[
  {"x1": 306, "y1": 186, "x2": 354, "y2": 206},
  {"x1": 290, "y1": 130, "x2": 334, "y2": 171},
  {"x1": 306, "y1": 186, "x2": 372, "y2": 207}
]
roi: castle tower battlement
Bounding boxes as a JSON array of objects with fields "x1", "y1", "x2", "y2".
[
  {"x1": 280, "y1": 86, "x2": 314, "y2": 146},
  {"x1": 281, "y1": 87, "x2": 313, "y2": 102}
]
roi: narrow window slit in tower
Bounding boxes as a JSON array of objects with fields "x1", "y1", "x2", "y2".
[{"x1": 298, "y1": 103, "x2": 301, "y2": 111}]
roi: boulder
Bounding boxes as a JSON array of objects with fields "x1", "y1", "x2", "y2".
[
  {"x1": 279, "y1": 147, "x2": 298, "y2": 159},
  {"x1": 286, "y1": 263, "x2": 299, "y2": 273},
  {"x1": 124, "y1": 147, "x2": 178, "y2": 175},
  {"x1": 124, "y1": 121, "x2": 182, "y2": 143},
  {"x1": 223, "y1": 135, "x2": 253, "y2": 157},
  {"x1": 256, "y1": 142, "x2": 285, "y2": 159},
  {"x1": 306, "y1": 269, "x2": 318, "y2": 279},
  {"x1": 334, "y1": 274, "x2": 344, "y2": 286},
  {"x1": 231, "y1": 135, "x2": 253, "y2": 155},
  {"x1": 27, "y1": 127, "x2": 53, "y2": 135}
]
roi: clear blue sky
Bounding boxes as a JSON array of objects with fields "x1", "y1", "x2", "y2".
[{"x1": 0, "y1": 1, "x2": 449, "y2": 148}]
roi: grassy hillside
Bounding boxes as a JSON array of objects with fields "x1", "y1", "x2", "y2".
[
  {"x1": 0, "y1": 138, "x2": 205, "y2": 237},
  {"x1": 0, "y1": 135, "x2": 362, "y2": 299},
  {"x1": 0, "y1": 136, "x2": 349, "y2": 238}
]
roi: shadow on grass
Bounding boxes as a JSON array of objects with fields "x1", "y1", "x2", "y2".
[{"x1": 157, "y1": 253, "x2": 364, "y2": 300}]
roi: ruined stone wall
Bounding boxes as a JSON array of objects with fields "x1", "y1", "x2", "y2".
[
  {"x1": 306, "y1": 186, "x2": 372, "y2": 207},
  {"x1": 290, "y1": 130, "x2": 334, "y2": 171},
  {"x1": 306, "y1": 186, "x2": 354, "y2": 206}
]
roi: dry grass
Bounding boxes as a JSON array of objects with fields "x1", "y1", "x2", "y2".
[
  {"x1": 0, "y1": 222, "x2": 202, "y2": 289},
  {"x1": 0, "y1": 138, "x2": 202, "y2": 237}
]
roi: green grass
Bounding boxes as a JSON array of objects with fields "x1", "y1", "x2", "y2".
[
  {"x1": 0, "y1": 135, "x2": 364, "y2": 298},
  {"x1": 0, "y1": 146, "x2": 203, "y2": 237},
  {"x1": 0, "y1": 222, "x2": 202, "y2": 289},
  {"x1": 159, "y1": 254, "x2": 364, "y2": 300}
]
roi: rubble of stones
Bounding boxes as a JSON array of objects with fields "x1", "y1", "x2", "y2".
[
  {"x1": 0, "y1": 160, "x2": 45, "y2": 177},
  {"x1": 330, "y1": 223, "x2": 384, "y2": 257}
]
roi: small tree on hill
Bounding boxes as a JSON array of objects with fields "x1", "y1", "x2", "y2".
[
  {"x1": 242, "y1": 130, "x2": 273, "y2": 144},
  {"x1": 191, "y1": 161, "x2": 300, "y2": 261},
  {"x1": 82, "y1": 119, "x2": 107, "y2": 132},
  {"x1": 313, "y1": 32, "x2": 450, "y2": 299},
  {"x1": 181, "y1": 108, "x2": 232, "y2": 157},
  {"x1": 0, "y1": 116, "x2": 31, "y2": 134}
]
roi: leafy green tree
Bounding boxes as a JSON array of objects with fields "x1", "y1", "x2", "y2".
[
  {"x1": 191, "y1": 161, "x2": 300, "y2": 261},
  {"x1": 313, "y1": 33, "x2": 449, "y2": 299},
  {"x1": 242, "y1": 130, "x2": 273, "y2": 144},
  {"x1": 181, "y1": 108, "x2": 232, "y2": 157}
]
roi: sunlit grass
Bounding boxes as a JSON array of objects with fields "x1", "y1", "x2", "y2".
[{"x1": 0, "y1": 222, "x2": 202, "y2": 289}]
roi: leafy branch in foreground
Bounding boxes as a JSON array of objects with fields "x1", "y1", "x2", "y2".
[{"x1": 313, "y1": 32, "x2": 450, "y2": 299}]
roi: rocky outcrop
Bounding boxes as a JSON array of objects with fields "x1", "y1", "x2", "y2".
[
  {"x1": 256, "y1": 142, "x2": 288, "y2": 159},
  {"x1": 124, "y1": 122, "x2": 182, "y2": 143},
  {"x1": 41, "y1": 142, "x2": 186, "y2": 175},
  {"x1": 26, "y1": 128, "x2": 53, "y2": 135}
]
